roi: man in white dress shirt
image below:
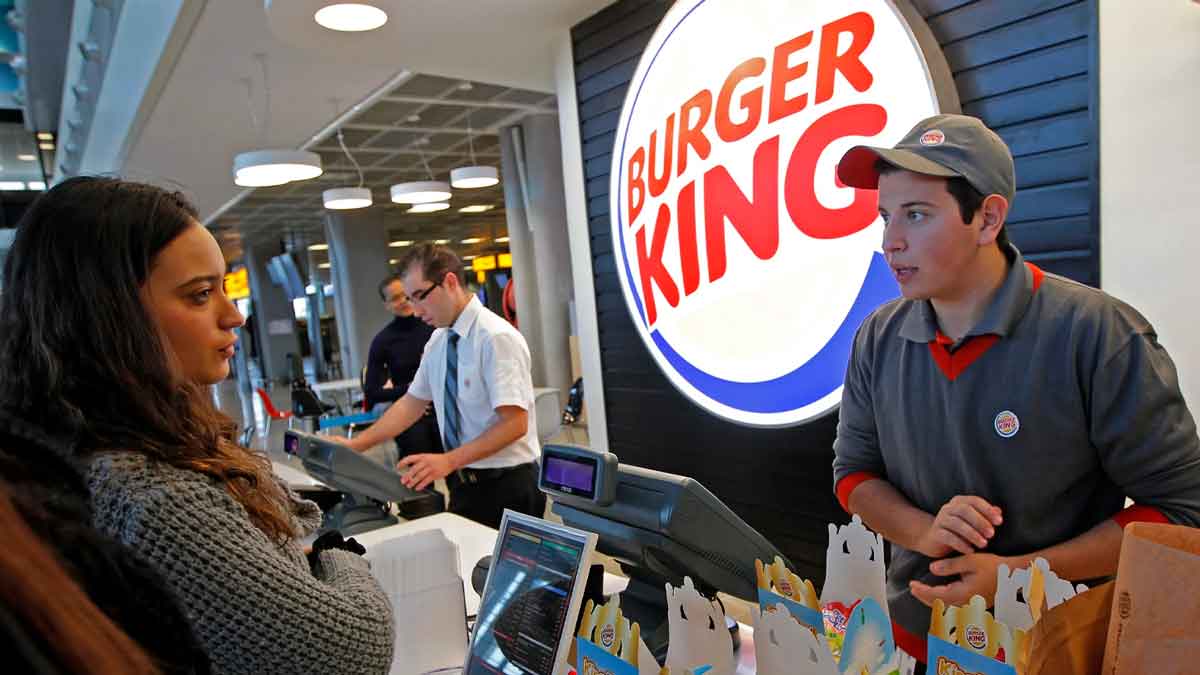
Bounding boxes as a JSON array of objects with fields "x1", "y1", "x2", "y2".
[{"x1": 340, "y1": 244, "x2": 544, "y2": 527}]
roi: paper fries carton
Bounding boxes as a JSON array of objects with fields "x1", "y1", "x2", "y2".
[
  {"x1": 752, "y1": 602, "x2": 838, "y2": 675},
  {"x1": 755, "y1": 556, "x2": 823, "y2": 633},
  {"x1": 821, "y1": 515, "x2": 890, "y2": 662},
  {"x1": 574, "y1": 595, "x2": 705, "y2": 675},
  {"x1": 665, "y1": 577, "x2": 730, "y2": 675},
  {"x1": 575, "y1": 596, "x2": 662, "y2": 675},
  {"x1": 928, "y1": 595, "x2": 1027, "y2": 675},
  {"x1": 995, "y1": 557, "x2": 1086, "y2": 632}
]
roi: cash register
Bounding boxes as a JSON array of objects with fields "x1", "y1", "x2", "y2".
[
  {"x1": 283, "y1": 430, "x2": 444, "y2": 535},
  {"x1": 538, "y1": 444, "x2": 792, "y2": 660}
]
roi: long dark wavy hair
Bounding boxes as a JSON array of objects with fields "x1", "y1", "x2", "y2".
[{"x1": 0, "y1": 176, "x2": 294, "y2": 541}]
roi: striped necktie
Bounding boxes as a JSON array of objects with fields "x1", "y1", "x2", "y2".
[{"x1": 443, "y1": 331, "x2": 461, "y2": 450}]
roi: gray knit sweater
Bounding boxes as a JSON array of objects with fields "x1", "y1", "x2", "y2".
[{"x1": 86, "y1": 452, "x2": 394, "y2": 674}]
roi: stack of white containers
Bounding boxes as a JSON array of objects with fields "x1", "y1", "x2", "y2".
[{"x1": 365, "y1": 529, "x2": 469, "y2": 674}]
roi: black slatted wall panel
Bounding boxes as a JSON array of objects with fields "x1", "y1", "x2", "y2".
[{"x1": 571, "y1": 0, "x2": 1099, "y2": 582}]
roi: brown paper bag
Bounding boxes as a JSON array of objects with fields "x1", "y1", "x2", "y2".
[
  {"x1": 1025, "y1": 581, "x2": 1112, "y2": 675},
  {"x1": 1101, "y1": 522, "x2": 1200, "y2": 674}
]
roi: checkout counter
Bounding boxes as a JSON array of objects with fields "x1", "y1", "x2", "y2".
[{"x1": 274, "y1": 432, "x2": 771, "y2": 675}]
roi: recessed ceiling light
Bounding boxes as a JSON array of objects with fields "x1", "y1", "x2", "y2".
[
  {"x1": 406, "y1": 114, "x2": 421, "y2": 123},
  {"x1": 433, "y1": 239, "x2": 450, "y2": 244},
  {"x1": 28, "y1": 181, "x2": 46, "y2": 191},
  {"x1": 318, "y1": 262, "x2": 332, "y2": 269},
  {"x1": 407, "y1": 203, "x2": 450, "y2": 214},
  {"x1": 463, "y1": 255, "x2": 477, "y2": 261},
  {"x1": 313, "y1": 3, "x2": 388, "y2": 32},
  {"x1": 388, "y1": 240, "x2": 414, "y2": 247},
  {"x1": 388, "y1": 258, "x2": 398, "y2": 264},
  {"x1": 496, "y1": 236, "x2": 510, "y2": 243},
  {"x1": 458, "y1": 204, "x2": 495, "y2": 214},
  {"x1": 308, "y1": 243, "x2": 329, "y2": 251},
  {"x1": 38, "y1": 142, "x2": 55, "y2": 151},
  {"x1": 0, "y1": 181, "x2": 24, "y2": 190},
  {"x1": 17, "y1": 153, "x2": 35, "y2": 161},
  {"x1": 36, "y1": 132, "x2": 53, "y2": 141},
  {"x1": 461, "y1": 237, "x2": 486, "y2": 244}
]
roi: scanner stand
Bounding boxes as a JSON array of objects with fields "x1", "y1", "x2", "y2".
[{"x1": 320, "y1": 492, "x2": 397, "y2": 536}]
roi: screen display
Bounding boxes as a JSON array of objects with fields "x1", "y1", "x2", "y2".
[
  {"x1": 466, "y1": 519, "x2": 588, "y2": 675},
  {"x1": 283, "y1": 433, "x2": 299, "y2": 455},
  {"x1": 542, "y1": 455, "x2": 596, "y2": 499}
]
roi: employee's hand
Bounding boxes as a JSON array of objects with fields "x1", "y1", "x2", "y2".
[
  {"x1": 917, "y1": 495, "x2": 1003, "y2": 558},
  {"x1": 910, "y1": 554, "x2": 1008, "y2": 608},
  {"x1": 398, "y1": 453, "x2": 456, "y2": 491}
]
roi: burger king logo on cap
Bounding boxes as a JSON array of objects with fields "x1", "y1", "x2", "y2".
[
  {"x1": 920, "y1": 129, "x2": 945, "y2": 146},
  {"x1": 994, "y1": 410, "x2": 1019, "y2": 438},
  {"x1": 610, "y1": 0, "x2": 947, "y2": 426}
]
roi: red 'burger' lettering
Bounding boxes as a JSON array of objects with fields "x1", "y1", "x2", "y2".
[
  {"x1": 623, "y1": 11, "x2": 885, "y2": 327},
  {"x1": 676, "y1": 90, "x2": 713, "y2": 179},
  {"x1": 816, "y1": 12, "x2": 874, "y2": 105},
  {"x1": 626, "y1": 11, "x2": 877, "y2": 214},
  {"x1": 632, "y1": 105, "x2": 886, "y2": 326},
  {"x1": 716, "y1": 57, "x2": 766, "y2": 143}
]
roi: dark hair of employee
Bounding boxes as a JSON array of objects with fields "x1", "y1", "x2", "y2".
[
  {"x1": 0, "y1": 176, "x2": 291, "y2": 538},
  {"x1": 399, "y1": 242, "x2": 468, "y2": 291}
]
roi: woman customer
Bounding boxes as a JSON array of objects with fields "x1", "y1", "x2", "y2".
[{"x1": 0, "y1": 177, "x2": 393, "y2": 674}]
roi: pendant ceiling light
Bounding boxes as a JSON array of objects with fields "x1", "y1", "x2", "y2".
[
  {"x1": 235, "y1": 149, "x2": 322, "y2": 187},
  {"x1": 390, "y1": 181, "x2": 452, "y2": 204},
  {"x1": 323, "y1": 113, "x2": 372, "y2": 210},
  {"x1": 390, "y1": 140, "x2": 452, "y2": 204},
  {"x1": 450, "y1": 108, "x2": 499, "y2": 189},
  {"x1": 233, "y1": 54, "x2": 322, "y2": 187}
]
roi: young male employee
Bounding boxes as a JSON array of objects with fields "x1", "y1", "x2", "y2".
[
  {"x1": 831, "y1": 114, "x2": 1200, "y2": 663},
  {"x1": 340, "y1": 245, "x2": 544, "y2": 528},
  {"x1": 363, "y1": 274, "x2": 439, "y2": 460}
]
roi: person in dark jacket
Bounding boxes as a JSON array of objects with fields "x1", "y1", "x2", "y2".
[{"x1": 365, "y1": 274, "x2": 441, "y2": 461}]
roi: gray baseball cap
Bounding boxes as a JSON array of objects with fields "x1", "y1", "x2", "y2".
[{"x1": 837, "y1": 114, "x2": 1015, "y2": 201}]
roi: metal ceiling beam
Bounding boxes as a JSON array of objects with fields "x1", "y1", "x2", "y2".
[
  {"x1": 314, "y1": 145, "x2": 500, "y2": 158},
  {"x1": 381, "y1": 94, "x2": 554, "y2": 114}
]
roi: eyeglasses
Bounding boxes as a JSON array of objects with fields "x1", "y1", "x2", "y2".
[{"x1": 410, "y1": 278, "x2": 443, "y2": 302}]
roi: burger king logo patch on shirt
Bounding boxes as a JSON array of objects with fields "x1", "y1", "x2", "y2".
[{"x1": 994, "y1": 410, "x2": 1019, "y2": 438}]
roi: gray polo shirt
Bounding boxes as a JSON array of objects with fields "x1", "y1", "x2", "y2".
[{"x1": 832, "y1": 245, "x2": 1200, "y2": 645}]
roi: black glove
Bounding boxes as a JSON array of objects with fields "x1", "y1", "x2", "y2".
[{"x1": 306, "y1": 530, "x2": 366, "y2": 567}]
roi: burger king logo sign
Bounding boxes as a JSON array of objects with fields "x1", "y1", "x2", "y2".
[{"x1": 610, "y1": 0, "x2": 948, "y2": 426}]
